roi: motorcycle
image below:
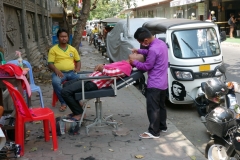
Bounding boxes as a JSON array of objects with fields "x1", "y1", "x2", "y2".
[
  {"x1": 194, "y1": 64, "x2": 239, "y2": 117},
  {"x1": 93, "y1": 33, "x2": 99, "y2": 49},
  {"x1": 204, "y1": 107, "x2": 240, "y2": 160},
  {"x1": 192, "y1": 64, "x2": 240, "y2": 159}
]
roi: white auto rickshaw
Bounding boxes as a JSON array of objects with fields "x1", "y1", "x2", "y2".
[{"x1": 141, "y1": 19, "x2": 226, "y2": 105}]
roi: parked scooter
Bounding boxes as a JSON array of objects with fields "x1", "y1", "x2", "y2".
[
  {"x1": 93, "y1": 33, "x2": 99, "y2": 49},
  {"x1": 204, "y1": 106, "x2": 240, "y2": 160},
  {"x1": 192, "y1": 64, "x2": 240, "y2": 159},
  {"x1": 194, "y1": 64, "x2": 239, "y2": 117}
]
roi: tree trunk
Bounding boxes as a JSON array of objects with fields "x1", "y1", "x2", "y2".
[
  {"x1": 72, "y1": 0, "x2": 91, "y2": 51},
  {"x1": 62, "y1": 0, "x2": 72, "y2": 39}
]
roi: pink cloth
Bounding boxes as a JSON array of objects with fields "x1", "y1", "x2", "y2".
[
  {"x1": 104, "y1": 61, "x2": 132, "y2": 76},
  {"x1": 0, "y1": 64, "x2": 31, "y2": 97}
]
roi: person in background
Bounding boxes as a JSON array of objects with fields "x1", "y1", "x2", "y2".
[
  {"x1": 48, "y1": 28, "x2": 81, "y2": 112},
  {"x1": 86, "y1": 26, "x2": 91, "y2": 42},
  {"x1": 89, "y1": 25, "x2": 99, "y2": 45},
  {"x1": 130, "y1": 27, "x2": 168, "y2": 139},
  {"x1": 229, "y1": 13, "x2": 237, "y2": 38}
]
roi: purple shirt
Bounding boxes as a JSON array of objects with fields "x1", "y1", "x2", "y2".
[{"x1": 133, "y1": 38, "x2": 168, "y2": 90}]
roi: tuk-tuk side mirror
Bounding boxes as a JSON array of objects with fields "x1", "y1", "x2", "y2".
[
  {"x1": 217, "y1": 63, "x2": 226, "y2": 74},
  {"x1": 120, "y1": 32, "x2": 125, "y2": 41},
  {"x1": 220, "y1": 31, "x2": 226, "y2": 42}
]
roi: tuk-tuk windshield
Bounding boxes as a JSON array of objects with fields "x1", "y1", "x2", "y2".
[{"x1": 172, "y1": 28, "x2": 220, "y2": 59}]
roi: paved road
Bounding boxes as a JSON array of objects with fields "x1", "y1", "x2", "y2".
[{"x1": 165, "y1": 42, "x2": 240, "y2": 156}]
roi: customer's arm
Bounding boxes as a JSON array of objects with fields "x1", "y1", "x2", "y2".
[
  {"x1": 102, "y1": 68, "x2": 126, "y2": 77},
  {"x1": 94, "y1": 64, "x2": 126, "y2": 77}
]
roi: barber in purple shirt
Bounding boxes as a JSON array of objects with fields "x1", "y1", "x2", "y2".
[{"x1": 130, "y1": 27, "x2": 168, "y2": 139}]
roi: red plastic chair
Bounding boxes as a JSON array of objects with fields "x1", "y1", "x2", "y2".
[
  {"x1": 2, "y1": 80, "x2": 58, "y2": 156},
  {"x1": 52, "y1": 90, "x2": 58, "y2": 107},
  {"x1": 52, "y1": 80, "x2": 67, "y2": 107}
]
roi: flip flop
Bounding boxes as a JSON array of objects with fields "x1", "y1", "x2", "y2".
[
  {"x1": 62, "y1": 117, "x2": 80, "y2": 123},
  {"x1": 65, "y1": 113, "x2": 74, "y2": 119},
  {"x1": 59, "y1": 105, "x2": 67, "y2": 112},
  {"x1": 139, "y1": 132, "x2": 159, "y2": 139}
]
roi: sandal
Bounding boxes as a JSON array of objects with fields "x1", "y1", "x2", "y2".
[
  {"x1": 65, "y1": 113, "x2": 74, "y2": 119},
  {"x1": 139, "y1": 132, "x2": 159, "y2": 139},
  {"x1": 59, "y1": 105, "x2": 67, "y2": 112},
  {"x1": 62, "y1": 117, "x2": 80, "y2": 123}
]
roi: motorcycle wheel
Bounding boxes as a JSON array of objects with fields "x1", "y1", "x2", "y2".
[{"x1": 205, "y1": 140, "x2": 228, "y2": 160}]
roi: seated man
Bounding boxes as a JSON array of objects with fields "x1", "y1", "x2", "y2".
[
  {"x1": 48, "y1": 28, "x2": 81, "y2": 112},
  {"x1": 61, "y1": 54, "x2": 145, "y2": 122}
]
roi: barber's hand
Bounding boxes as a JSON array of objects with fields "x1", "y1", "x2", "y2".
[
  {"x1": 131, "y1": 48, "x2": 138, "y2": 54},
  {"x1": 54, "y1": 69, "x2": 64, "y2": 78},
  {"x1": 94, "y1": 64, "x2": 104, "y2": 72}
]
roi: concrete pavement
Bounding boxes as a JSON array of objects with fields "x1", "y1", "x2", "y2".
[{"x1": 18, "y1": 41, "x2": 206, "y2": 160}]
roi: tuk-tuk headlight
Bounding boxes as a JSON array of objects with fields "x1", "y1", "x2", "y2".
[{"x1": 175, "y1": 71, "x2": 193, "y2": 80}]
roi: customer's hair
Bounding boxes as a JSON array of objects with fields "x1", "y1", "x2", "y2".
[
  {"x1": 230, "y1": 13, "x2": 234, "y2": 17},
  {"x1": 134, "y1": 27, "x2": 152, "y2": 42},
  {"x1": 57, "y1": 28, "x2": 68, "y2": 38}
]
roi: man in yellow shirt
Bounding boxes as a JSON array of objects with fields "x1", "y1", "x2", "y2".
[
  {"x1": 48, "y1": 28, "x2": 81, "y2": 112},
  {"x1": 89, "y1": 25, "x2": 99, "y2": 45}
]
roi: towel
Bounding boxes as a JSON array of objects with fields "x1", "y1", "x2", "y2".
[{"x1": 104, "y1": 61, "x2": 132, "y2": 76}]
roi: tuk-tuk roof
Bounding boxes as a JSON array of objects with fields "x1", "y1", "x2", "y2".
[
  {"x1": 100, "y1": 18, "x2": 123, "y2": 23},
  {"x1": 142, "y1": 19, "x2": 214, "y2": 34}
]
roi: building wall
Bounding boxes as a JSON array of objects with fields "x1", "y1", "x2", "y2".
[
  {"x1": 132, "y1": 1, "x2": 208, "y2": 20},
  {"x1": 209, "y1": 0, "x2": 240, "y2": 22},
  {"x1": 0, "y1": 0, "x2": 52, "y2": 67}
]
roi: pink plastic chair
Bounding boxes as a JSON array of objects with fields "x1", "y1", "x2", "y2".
[{"x1": 2, "y1": 80, "x2": 58, "y2": 156}]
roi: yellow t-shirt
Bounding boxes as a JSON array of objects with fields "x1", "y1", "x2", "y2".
[
  {"x1": 48, "y1": 44, "x2": 80, "y2": 71},
  {"x1": 92, "y1": 28, "x2": 99, "y2": 34}
]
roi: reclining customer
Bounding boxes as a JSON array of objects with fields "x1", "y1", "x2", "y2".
[{"x1": 61, "y1": 54, "x2": 145, "y2": 122}]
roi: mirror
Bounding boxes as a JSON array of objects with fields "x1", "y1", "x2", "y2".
[
  {"x1": 120, "y1": 33, "x2": 124, "y2": 41},
  {"x1": 220, "y1": 31, "x2": 226, "y2": 42},
  {"x1": 218, "y1": 63, "x2": 226, "y2": 74}
]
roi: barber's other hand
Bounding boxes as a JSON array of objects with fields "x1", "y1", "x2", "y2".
[
  {"x1": 94, "y1": 64, "x2": 104, "y2": 72},
  {"x1": 131, "y1": 48, "x2": 138, "y2": 54},
  {"x1": 54, "y1": 69, "x2": 64, "y2": 78}
]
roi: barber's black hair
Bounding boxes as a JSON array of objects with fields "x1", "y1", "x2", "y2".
[
  {"x1": 134, "y1": 27, "x2": 152, "y2": 42},
  {"x1": 57, "y1": 28, "x2": 68, "y2": 38}
]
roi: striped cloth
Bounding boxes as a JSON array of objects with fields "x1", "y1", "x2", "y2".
[{"x1": 89, "y1": 68, "x2": 126, "y2": 89}]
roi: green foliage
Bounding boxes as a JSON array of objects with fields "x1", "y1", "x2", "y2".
[{"x1": 89, "y1": 0, "x2": 125, "y2": 20}]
